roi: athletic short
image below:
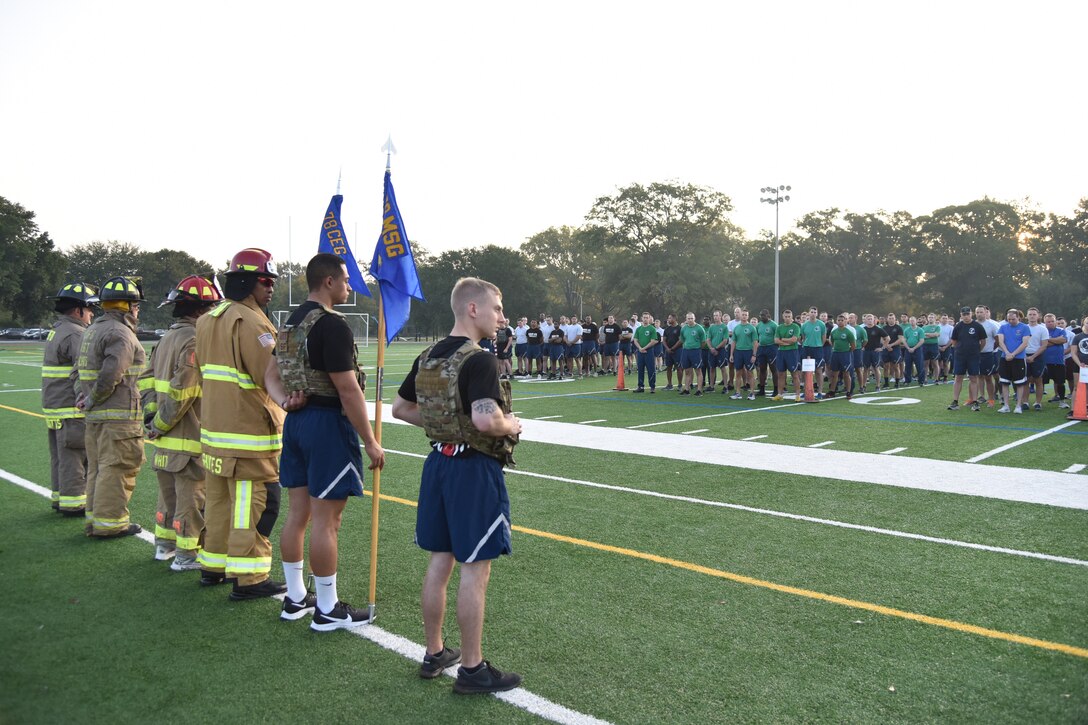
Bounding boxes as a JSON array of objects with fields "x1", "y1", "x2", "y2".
[
  {"x1": 755, "y1": 345, "x2": 777, "y2": 368},
  {"x1": 998, "y1": 357, "x2": 1027, "y2": 385},
  {"x1": 884, "y1": 348, "x2": 902, "y2": 365},
  {"x1": 776, "y1": 348, "x2": 800, "y2": 372},
  {"x1": 497, "y1": 348, "x2": 512, "y2": 360},
  {"x1": 953, "y1": 351, "x2": 980, "y2": 376},
  {"x1": 514, "y1": 343, "x2": 527, "y2": 358},
  {"x1": 939, "y1": 346, "x2": 953, "y2": 362},
  {"x1": 701, "y1": 349, "x2": 711, "y2": 370},
  {"x1": 822, "y1": 345, "x2": 832, "y2": 366},
  {"x1": 654, "y1": 344, "x2": 664, "y2": 358},
  {"x1": 863, "y1": 349, "x2": 882, "y2": 368},
  {"x1": 568, "y1": 343, "x2": 582, "y2": 358},
  {"x1": 923, "y1": 345, "x2": 939, "y2": 361},
  {"x1": 680, "y1": 348, "x2": 703, "y2": 369},
  {"x1": 1027, "y1": 357, "x2": 1045, "y2": 378},
  {"x1": 603, "y1": 342, "x2": 619, "y2": 357},
  {"x1": 802, "y1": 346, "x2": 824, "y2": 368},
  {"x1": 619, "y1": 341, "x2": 633, "y2": 356},
  {"x1": 829, "y1": 350, "x2": 854, "y2": 373},
  {"x1": 979, "y1": 351, "x2": 998, "y2": 376},
  {"x1": 581, "y1": 341, "x2": 598, "y2": 356},
  {"x1": 526, "y1": 344, "x2": 542, "y2": 360},
  {"x1": 733, "y1": 348, "x2": 755, "y2": 370},
  {"x1": 663, "y1": 349, "x2": 680, "y2": 367},
  {"x1": 280, "y1": 406, "x2": 364, "y2": 500},
  {"x1": 852, "y1": 349, "x2": 864, "y2": 371},
  {"x1": 707, "y1": 349, "x2": 726, "y2": 369},
  {"x1": 549, "y1": 344, "x2": 565, "y2": 361},
  {"x1": 416, "y1": 450, "x2": 511, "y2": 563}
]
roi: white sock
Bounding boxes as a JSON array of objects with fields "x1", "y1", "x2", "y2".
[
  {"x1": 283, "y1": 560, "x2": 306, "y2": 602},
  {"x1": 315, "y1": 573, "x2": 338, "y2": 613}
]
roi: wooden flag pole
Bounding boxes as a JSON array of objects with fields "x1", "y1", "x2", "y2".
[{"x1": 367, "y1": 291, "x2": 386, "y2": 622}]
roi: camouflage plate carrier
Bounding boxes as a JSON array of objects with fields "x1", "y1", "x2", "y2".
[
  {"x1": 277, "y1": 304, "x2": 365, "y2": 401},
  {"x1": 416, "y1": 339, "x2": 517, "y2": 467}
]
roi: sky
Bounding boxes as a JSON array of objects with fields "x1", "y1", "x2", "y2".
[{"x1": 1, "y1": 0, "x2": 1085, "y2": 272}]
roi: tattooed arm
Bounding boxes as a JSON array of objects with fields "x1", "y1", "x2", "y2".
[{"x1": 471, "y1": 397, "x2": 521, "y2": 437}]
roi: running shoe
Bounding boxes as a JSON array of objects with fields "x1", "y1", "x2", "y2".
[
  {"x1": 947, "y1": 401, "x2": 959, "y2": 410},
  {"x1": 154, "y1": 545, "x2": 176, "y2": 561},
  {"x1": 310, "y1": 600, "x2": 372, "y2": 631},
  {"x1": 453, "y1": 661, "x2": 522, "y2": 694},
  {"x1": 998, "y1": 405, "x2": 1010, "y2": 413},
  {"x1": 280, "y1": 591, "x2": 317, "y2": 621},
  {"x1": 420, "y1": 646, "x2": 461, "y2": 679}
]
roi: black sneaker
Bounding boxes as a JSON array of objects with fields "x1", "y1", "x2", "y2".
[
  {"x1": 280, "y1": 591, "x2": 317, "y2": 621},
  {"x1": 310, "y1": 600, "x2": 371, "y2": 631},
  {"x1": 419, "y1": 646, "x2": 461, "y2": 679},
  {"x1": 947, "y1": 401, "x2": 959, "y2": 410},
  {"x1": 694, "y1": 390, "x2": 703, "y2": 397},
  {"x1": 199, "y1": 571, "x2": 238, "y2": 587},
  {"x1": 453, "y1": 661, "x2": 522, "y2": 694},
  {"x1": 229, "y1": 578, "x2": 287, "y2": 601},
  {"x1": 633, "y1": 387, "x2": 645, "y2": 393}
]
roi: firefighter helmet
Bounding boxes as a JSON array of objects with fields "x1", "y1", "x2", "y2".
[
  {"x1": 160, "y1": 275, "x2": 222, "y2": 307},
  {"x1": 99, "y1": 276, "x2": 145, "y2": 302},
  {"x1": 226, "y1": 248, "x2": 277, "y2": 277},
  {"x1": 55, "y1": 282, "x2": 99, "y2": 306}
]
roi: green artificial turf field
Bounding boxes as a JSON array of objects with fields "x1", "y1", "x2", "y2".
[{"x1": 1, "y1": 340, "x2": 1085, "y2": 724}]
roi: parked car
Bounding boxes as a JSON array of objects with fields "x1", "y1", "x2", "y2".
[
  {"x1": 21, "y1": 328, "x2": 48, "y2": 339},
  {"x1": 2, "y1": 328, "x2": 26, "y2": 339}
]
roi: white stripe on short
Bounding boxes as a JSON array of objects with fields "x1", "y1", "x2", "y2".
[
  {"x1": 465, "y1": 513, "x2": 510, "y2": 563},
  {"x1": 318, "y1": 462, "x2": 360, "y2": 499}
]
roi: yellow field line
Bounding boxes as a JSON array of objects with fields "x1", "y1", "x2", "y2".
[{"x1": 2, "y1": 400, "x2": 1083, "y2": 660}]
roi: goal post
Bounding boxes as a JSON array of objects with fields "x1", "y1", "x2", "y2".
[{"x1": 272, "y1": 310, "x2": 370, "y2": 347}]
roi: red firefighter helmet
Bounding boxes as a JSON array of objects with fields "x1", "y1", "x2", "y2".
[
  {"x1": 226, "y1": 248, "x2": 277, "y2": 277},
  {"x1": 160, "y1": 275, "x2": 223, "y2": 307}
]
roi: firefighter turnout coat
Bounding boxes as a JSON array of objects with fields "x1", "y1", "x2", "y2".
[{"x1": 42, "y1": 314, "x2": 90, "y2": 511}]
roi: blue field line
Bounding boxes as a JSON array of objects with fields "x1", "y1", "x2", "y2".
[{"x1": 508, "y1": 391, "x2": 1088, "y2": 436}]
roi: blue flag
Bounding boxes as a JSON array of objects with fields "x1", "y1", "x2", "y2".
[
  {"x1": 318, "y1": 194, "x2": 371, "y2": 297},
  {"x1": 369, "y1": 171, "x2": 424, "y2": 344}
]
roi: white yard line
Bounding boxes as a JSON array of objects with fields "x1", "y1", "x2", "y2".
[
  {"x1": 808, "y1": 441, "x2": 835, "y2": 448},
  {"x1": 0, "y1": 467, "x2": 612, "y2": 725},
  {"x1": 741, "y1": 435, "x2": 767, "y2": 441},
  {"x1": 0, "y1": 388, "x2": 42, "y2": 394},
  {"x1": 535, "y1": 415, "x2": 563, "y2": 420},
  {"x1": 514, "y1": 389, "x2": 614, "y2": 402},
  {"x1": 1064, "y1": 464, "x2": 1086, "y2": 474},
  {"x1": 577, "y1": 419, "x2": 607, "y2": 425},
  {"x1": 880, "y1": 447, "x2": 908, "y2": 455},
  {"x1": 681, "y1": 429, "x2": 709, "y2": 435},
  {"x1": 965, "y1": 421, "x2": 1082, "y2": 463},
  {"x1": 368, "y1": 402, "x2": 1088, "y2": 509},
  {"x1": 374, "y1": 453, "x2": 1088, "y2": 568}
]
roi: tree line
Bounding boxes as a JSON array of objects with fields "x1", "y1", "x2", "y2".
[{"x1": 2, "y1": 187, "x2": 1085, "y2": 336}]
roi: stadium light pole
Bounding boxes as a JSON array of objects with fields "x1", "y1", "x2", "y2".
[{"x1": 760, "y1": 185, "x2": 791, "y2": 321}]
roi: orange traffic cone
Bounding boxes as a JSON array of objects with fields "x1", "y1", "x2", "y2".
[
  {"x1": 1071, "y1": 378, "x2": 1088, "y2": 421},
  {"x1": 614, "y1": 352, "x2": 629, "y2": 391}
]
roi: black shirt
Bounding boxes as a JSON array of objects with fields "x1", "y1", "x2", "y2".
[
  {"x1": 285, "y1": 301, "x2": 356, "y2": 408},
  {"x1": 863, "y1": 324, "x2": 888, "y2": 351},
  {"x1": 495, "y1": 325, "x2": 513, "y2": 349},
  {"x1": 883, "y1": 324, "x2": 903, "y2": 346},
  {"x1": 951, "y1": 321, "x2": 987, "y2": 356},
  {"x1": 526, "y1": 328, "x2": 544, "y2": 345},
  {"x1": 602, "y1": 324, "x2": 620, "y2": 344},
  {"x1": 619, "y1": 324, "x2": 633, "y2": 341},
  {"x1": 398, "y1": 336, "x2": 502, "y2": 415},
  {"x1": 548, "y1": 328, "x2": 565, "y2": 345},
  {"x1": 663, "y1": 324, "x2": 682, "y2": 348},
  {"x1": 581, "y1": 323, "x2": 598, "y2": 343}
]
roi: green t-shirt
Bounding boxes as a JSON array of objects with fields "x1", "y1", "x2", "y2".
[
  {"x1": 903, "y1": 326, "x2": 925, "y2": 348},
  {"x1": 922, "y1": 324, "x2": 941, "y2": 345},
  {"x1": 775, "y1": 322, "x2": 802, "y2": 350},
  {"x1": 756, "y1": 320, "x2": 778, "y2": 346},
  {"x1": 853, "y1": 325, "x2": 868, "y2": 347},
  {"x1": 680, "y1": 323, "x2": 706, "y2": 350},
  {"x1": 634, "y1": 324, "x2": 660, "y2": 349},
  {"x1": 731, "y1": 322, "x2": 757, "y2": 351},
  {"x1": 801, "y1": 320, "x2": 826, "y2": 348},
  {"x1": 707, "y1": 323, "x2": 729, "y2": 348},
  {"x1": 829, "y1": 326, "x2": 856, "y2": 352}
]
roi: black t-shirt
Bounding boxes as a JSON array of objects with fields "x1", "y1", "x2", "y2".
[
  {"x1": 619, "y1": 324, "x2": 633, "y2": 341},
  {"x1": 398, "y1": 336, "x2": 502, "y2": 415},
  {"x1": 951, "y1": 321, "x2": 987, "y2": 356},
  {"x1": 548, "y1": 328, "x2": 565, "y2": 345},
  {"x1": 602, "y1": 323, "x2": 620, "y2": 344},
  {"x1": 526, "y1": 328, "x2": 544, "y2": 345},
  {"x1": 495, "y1": 326, "x2": 512, "y2": 348},
  {"x1": 1073, "y1": 332, "x2": 1088, "y2": 360},
  {"x1": 863, "y1": 324, "x2": 888, "y2": 351},
  {"x1": 883, "y1": 324, "x2": 903, "y2": 345},
  {"x1": 663, "y1": 324, "x2": 682, "y2": 348},
  {"x1": 285, "y1": 301, "x2": 356, "y2": 407},
  {"x1": 581, "y1": 323, "x2": 598, "y2": 343}
]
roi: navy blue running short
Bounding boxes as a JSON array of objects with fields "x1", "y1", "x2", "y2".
[
  {"x1": 416, "y1": 450, "x2": 511, "y2": 563},
  {"x1": 280, "y1": 406, "x2": 364, "y2": 500}
]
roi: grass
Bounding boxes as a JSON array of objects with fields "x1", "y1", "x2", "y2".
[{"x1": 1, "y1": 340, "x2": 1086, "y2": 723}]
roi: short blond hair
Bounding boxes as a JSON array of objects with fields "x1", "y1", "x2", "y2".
[{"x1": 450, "y1": 277, "x2": 501, "y2": 314}]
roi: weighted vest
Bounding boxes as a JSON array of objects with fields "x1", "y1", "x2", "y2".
[
  {"x1": 416, "y1": 339, "x2": 517, "y2": 466},
  {"x1": 277, "y1": 304, "x2": 365, "y2": 399}
]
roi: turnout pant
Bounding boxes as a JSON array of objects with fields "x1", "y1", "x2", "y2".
[
  {"x1": 47, "y1": 418, "x2": 87, "y2": 512},
  {"x1": 155, "y1": 457, "x2": 206, "y2": 557},
  {"x1": 84, "y1": 421, "x2": 144, "y2": 536},
  {"x1": 198, "y1": 456, "x2": 279, "y2": 586}
]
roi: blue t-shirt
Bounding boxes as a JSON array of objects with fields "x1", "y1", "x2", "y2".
[
  {"x1": 1043, "y1": 328, "x2": 1066, "y2": 365},
  {"x1": 997, "y1": 322, "x2": 1031, "y2": 359}
]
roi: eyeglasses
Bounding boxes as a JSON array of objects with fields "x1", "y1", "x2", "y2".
[{"x1": 257, "y1": 277, "x2": 275, "y2": 287}]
